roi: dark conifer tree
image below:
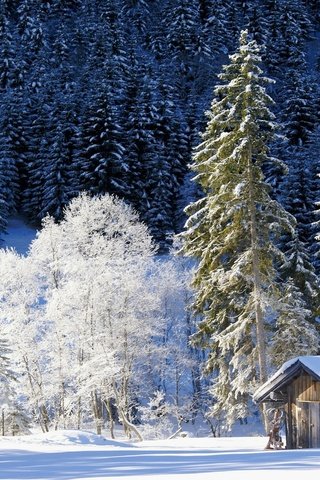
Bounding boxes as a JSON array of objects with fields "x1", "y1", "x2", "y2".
[
  {"x1": 22, "y1": 99, "x2": 50, "y2": 222},
  {"x1": 0, "y1": 12, "x2": 16, "y2": 92},
  {"x1": 51, "y1": 0, "x2": 81, "y2": 17},
  {"x1": 78, "y1": 88, "x2": 126, "y2": 197},
  {"x1": 262, "y1": 0, "x2": 283, "y2": 70},
  {"x1": 200, "y1": 0, "x2": 228, "y2": 56},
  {"x1": 143, "y1": 145, "x2": 176, "y2": 251},
  {"x1": 76, "y1": 3, "x2": 129, "y2": 200},
  {"x1": 164, "y1": 0, "x2": 210, "y2": 71},
  {"x1": 21, "y1": 50, "x2": 51, "y2": 221},
  {"x1": 142, "y1": 76, "x2": 189, "y2": 250},
  {"x1": 121, "y1": 61, "x2": 155, "y2": 216},
  {"x1": 22, "y1": 21, "x2": 78, "y2": 223},
  {"x1": 281, "y1": 72, "x2": 319, "y2": 146},
  {"x1": 0, "y1": 99, "x2": 20, "y2": 232},
  {"x1": 243, "y1": 2, "x2": 268, "y2": 47},
  {"x1": 122, "y1": 0, "x2": 151, "y2": 39},
  {"x1": 38, "y1": 123, "x2": 75, "y2": 219},
  {"x1": 280, "y1": 234, "x2": 320, "y2": 325},
  {"x1": 38, "y1": 30, "x2": 81, "y2": 219},
  {"x1": 223, "y1": 2, "x2": 242, "y2": 51},
  {"x1": 281, "y1": 147, "x2": 316, "y2": 242},
  {"x1": 17, "y1": 0, "x2": 46, "y2": 83},
  {"x1": 278, "y1": 12, "x2": 308, "y2": 70},
  {"x1": 299, "y1": 127, "x2": 320, "y2": 275},
  {"x1": 278, "y1": 133, "x2": 320, "y2": 319}
]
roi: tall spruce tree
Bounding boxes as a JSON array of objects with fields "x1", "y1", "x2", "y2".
[{"x1": 180, "y1": 31, "x2": 299, "y2": 428}]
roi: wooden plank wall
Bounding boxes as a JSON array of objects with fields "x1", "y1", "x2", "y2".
[
  {"x1": 290, "y1": 374, "x2": 320, "y2": 448},
  {"x1": 310, "y1": 403, "x2": 320, "y2": 448},
  {"x1": 294, "y1": 374, "x2": 320, "y2": 402}
]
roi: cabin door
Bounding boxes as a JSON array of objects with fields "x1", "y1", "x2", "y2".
[{"x1": 309, "y1": 403, "x2": 320, "y2": 448}]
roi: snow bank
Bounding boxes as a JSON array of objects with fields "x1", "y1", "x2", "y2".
[{"x1": 0, "y1": 429, "x2": 133, "y2": 449}]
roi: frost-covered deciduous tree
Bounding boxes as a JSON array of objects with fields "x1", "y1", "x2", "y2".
[
  {"x1": 0, "y1": 337, "x2": 14, "y2": 404},
  {"x1": 1, "y1": 193, "x2": 202, "y2": 438},
  {"x1": 28, "y1": 193, "x2": 159, "y2": 438},
  {"x1": 0, "y1": 337, "x2": 29, "y2": 436},
  {"x1": 0, "y1": 249, "x2": 50, "y2": 432},
  {"x1": 180, "y1": 30, "x2": 300, "y2": 429},
  {"x1": 151, "y1": 255, "x2": 200, "y2": 413}
]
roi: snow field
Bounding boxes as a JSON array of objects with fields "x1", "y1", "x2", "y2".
[{"x1": 0, "y1": 430, "x2": 319, "y2": 480}]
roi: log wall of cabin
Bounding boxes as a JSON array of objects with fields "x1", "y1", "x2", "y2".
[{"x1": 288, "y1": 374, "x2": 320, "y2": 449}]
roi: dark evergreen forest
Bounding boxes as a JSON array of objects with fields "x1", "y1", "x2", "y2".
[{"x1": 0, "y1": 0, "x2": 319, "y2": 256}]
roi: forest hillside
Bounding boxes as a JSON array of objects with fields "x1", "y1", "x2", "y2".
[{"x1": 0, "y1": 0, "x2": 319, "y2": 255}]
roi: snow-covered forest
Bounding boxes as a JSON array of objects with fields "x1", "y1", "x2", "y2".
[
  {"x1": 0, "y1": 0, "x2": 320, "y2": 440},
  {"x1": 0, "y1": 0, "x2": 320, "y2": 252}
]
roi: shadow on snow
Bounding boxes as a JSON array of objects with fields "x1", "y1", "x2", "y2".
[{"x1": 0, "y1": 447, "x2": 319, "y2": 479}]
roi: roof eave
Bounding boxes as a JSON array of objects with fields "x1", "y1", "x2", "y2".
[{"x1": 253, "y1": 360, "x2": 320, "y2": 404}]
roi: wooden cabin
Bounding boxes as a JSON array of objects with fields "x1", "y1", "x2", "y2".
[{"x1": 253, "y1": 356, "x2": 320, "y2": 449}]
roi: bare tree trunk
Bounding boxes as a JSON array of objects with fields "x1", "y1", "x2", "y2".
[
  {"x1": 91, "y1": 390, "x2": 103, "y2": 435},
  {"x1": 112, "y1": 379, "x2": 143, "y2": 441},
  {"x1": 120, "y1": 327, "x2": 135, "y2": 438},
  {"x1": 40, "y1": 404, "x2": 50, "y2": 432},
  {"x1": 77, "y1": 348, "x2": 84, "y2": 430},
  {"x1": 185, "y1": 298, "x2": 202, "y2": 424},
  {"x1": 77, "y1": 396, "x2": 82, "y2": 430},
  {"x1": 56, "y1": 332, "x2": 67, "y2": 429},
  {"x1": 2, "y1": 409, "x2": 4, "y2": 436},
  {"x1": 247, "y1": 141, "x2": 268, "y2": 431},
  {"x1": 121, "y1": 375, "x2": 130, "y2": 437},
  {"x1": 23, "y1": 356, "x2": 50, "y2": 432},
  {"x1": 105, "y1": 398, "x2": 115, "y2": 439},
  {"x1": 118, "y1": 408, "x2": 143, "y2": 441}
]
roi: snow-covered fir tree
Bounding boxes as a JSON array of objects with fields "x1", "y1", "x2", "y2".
[{"x1": 180, "y1": 30, "x2": 302, "y2": 428}]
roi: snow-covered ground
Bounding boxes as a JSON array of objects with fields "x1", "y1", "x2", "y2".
[
  {"x1": 0, "y1": 430, "x2": 319, "y2": 480},
  {"x1": 1, "y1": 216, "x2": 37, "y2": 254}
]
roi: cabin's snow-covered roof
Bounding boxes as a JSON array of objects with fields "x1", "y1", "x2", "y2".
[
  {"x1": 269, "y1": 356, "x2": 320, "y2": 381},
  {"x1": 253, "y1": 356, "x2": 320, "y2": 403}
]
